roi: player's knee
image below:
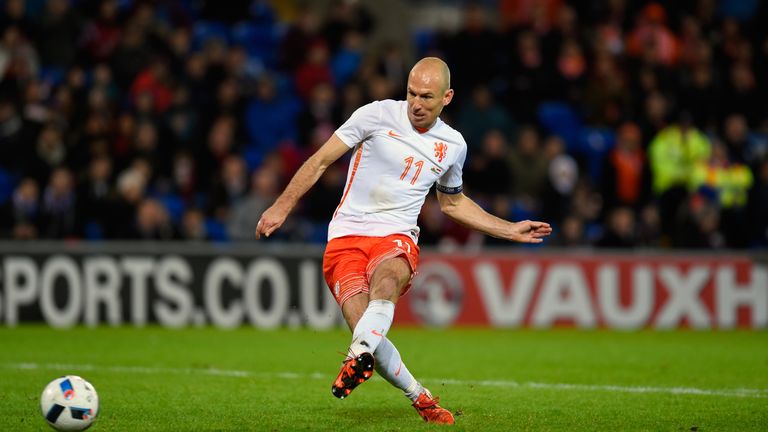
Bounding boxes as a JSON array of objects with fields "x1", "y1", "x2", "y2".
[{"x1": 369, "y1": 275, "x2": 402, "y2": 302}]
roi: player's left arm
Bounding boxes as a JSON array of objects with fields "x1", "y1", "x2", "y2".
[{"x1": 436, "y1": 191, "x2": 552, "y2": 243}]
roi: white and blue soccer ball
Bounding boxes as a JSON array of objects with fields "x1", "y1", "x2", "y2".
[{"x1": 40, "y1": 375, "x2": 99, "y2": 431}]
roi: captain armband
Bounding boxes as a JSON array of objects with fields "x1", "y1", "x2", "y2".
[{"x1": 436, "y1": 184, "x2": 463, "y2": 194}]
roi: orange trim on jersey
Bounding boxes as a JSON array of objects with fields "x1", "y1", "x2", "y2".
[
  {"x1": 333, "y1": 146, "x2": 363, "y2": 219},
  {"x1": 414, "y1": 126, "x2": 429, "y2": 134}
]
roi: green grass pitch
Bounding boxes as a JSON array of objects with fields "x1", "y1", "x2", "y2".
[{"x1": 0, "y1": 326, "x2": 766, "y2": 431}]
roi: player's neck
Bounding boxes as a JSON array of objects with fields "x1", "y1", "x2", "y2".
[{"x1": 412, "y1": 120, "x2": 437, "y2": 134}]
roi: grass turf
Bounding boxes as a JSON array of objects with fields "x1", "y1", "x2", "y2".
[{"x1": 0, "y1": 326, "x2": 766, "y2": 431}]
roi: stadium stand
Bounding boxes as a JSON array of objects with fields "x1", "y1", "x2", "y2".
[{"x1": 0, "y1": 0, "x2": 767, "y2": 249}]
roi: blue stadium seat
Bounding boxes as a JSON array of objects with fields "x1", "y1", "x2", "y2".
[
  {"x1": 578, "y1": 128, "x2": 616, "y2": 184},
  {"x1": 747, "y1": 133, "x2": 768, "y2": 163},
  {"x1": 0, "y1": 168, "x2": 17, "y2": 205},
  {"x1": 38, "y1": 67, "x2": 66, "y2": 87},
  {"x1": 308, "y1": 223, "x2": 329, "y2": 245},
  {"x1": 412, "y1": 29, "x2": 438, "y2": 56},
  {"x1": 205, "y1": 218, "x2": 229, "y2": 242},
  {"x1": 192, "y1": 21, "x2": 230, "y2": 50},
  {"x1": 156, "y1": 194, "x2": 186, "y2": 224},
  {"x1": 242, "y1": 145, "x2": 266, "y2": 173},
  {"x1": 537, "y1": 102, "x2": 583, "y2": 151},
  {"x1": 231, "y1": 22, "x2": 281, "y2": 68},
  {"x1": 84, "y1": 221, "x2": 104, "y2": 240}
]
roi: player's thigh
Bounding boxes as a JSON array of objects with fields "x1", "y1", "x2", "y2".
[
  {"x1": 368, "y1": 256, "x2": 412, "y2": 303},
  {"x1": 367, "y1": 235, "x2": 419, "y2": 302}
]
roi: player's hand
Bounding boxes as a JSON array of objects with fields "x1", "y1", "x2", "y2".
[
  {"x1": 509, "y1": 220, "x2": 552, "y2": 243},
  {"x1": 255, "y1": 204, "x2": 288, "y2": 239}
]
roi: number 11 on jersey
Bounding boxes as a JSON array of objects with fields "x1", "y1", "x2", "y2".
[{"x1": 399, "y1": 156, "x2": 424, "y2": 185}]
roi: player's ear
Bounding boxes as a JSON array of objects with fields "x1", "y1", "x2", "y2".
[{"x1": 443, "y1": 89, "x2": 454, "y2": 106}]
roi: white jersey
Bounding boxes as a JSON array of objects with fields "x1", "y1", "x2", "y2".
[{"x1": 329, "y1": 99, "x2": 467, "y2": 243}]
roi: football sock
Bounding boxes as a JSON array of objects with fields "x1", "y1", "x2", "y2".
[
  {"x1": 348, "y1": 299, "x2": 395, "y2": 356},
  {"x1": 374, "y1": 336, "x2": 424, "y2": 402}
]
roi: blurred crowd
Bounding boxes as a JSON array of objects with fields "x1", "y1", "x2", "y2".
[{"x1": 0, "y1": 0, "x2": 767, "y2": 250}]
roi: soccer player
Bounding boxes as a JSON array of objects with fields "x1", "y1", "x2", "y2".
[{"x1": 255, "y1": 57, "x2": 552, "y2": 424}]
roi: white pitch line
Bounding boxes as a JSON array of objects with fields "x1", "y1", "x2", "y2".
[{"x1": 5, "y1": 362, "x2": 767, "y2": 399}]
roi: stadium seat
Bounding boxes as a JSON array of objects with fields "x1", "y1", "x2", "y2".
[
  {"x1": 38, "y1": 67, "x2": 66, "y2": 87},
  {"x1": 84, "y1": 221, "x2": 104, "y2": 240},
  {"x1": 204, "y1": 218, "x2": 228, "y2": 242},
  {"x1": 156, "y1": 194, "x2": 186, "y2": 225},
  {"x1": 412, "y1": 28, "x2": 438, "y2": 56},
  {"x1": 747, "y1": 133, "x2": 768, "y2": 163},
  {"x1": 578, "y1": 128, "x2": 616, "y2": 184},
  {"x1": 192, "y1": 21, "x2": 230, "y2": 50},
  {"x1": 0, "y1": 168, "x2": 17, "y2": 205},
  {"x1": 308, "y1": 222, "x2": 329, "y2": 244},
  {"x1": 537, "y1": 102, "x2": 583, "y2": 151},
  {"x1": 231, "y1": 22, "x2": 282, "y2": 68}
]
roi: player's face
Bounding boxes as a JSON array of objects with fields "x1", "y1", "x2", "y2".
[{"x1": 406, "y1": 74, "x2": 453, "y2": 130}]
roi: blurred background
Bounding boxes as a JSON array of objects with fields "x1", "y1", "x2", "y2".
[
  {"x1": 0, "y1": 0, "x2": 767, "y2": 331},
  {"x1": 1, "y1": 0, "x2": 767, "y2": 250},
  {"x1": 1, "y1": 5, "x2": 766, "y2": 428}
]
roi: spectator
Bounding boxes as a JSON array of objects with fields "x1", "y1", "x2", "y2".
[
  {"x1": 110, "y1": 22, "x2": 152, "y2": 89},
  {"x1": 679, "y1": 64, "x2": 720, "y2": 129},
  {"x1": 130, "y1": 198, "x2": 177, "y2": 240},
  {"x1": 76, "y1": 154, "x2": 115, "y2": 238},
  {"x1": 601, "y1": 122, "x2": 651, "y2": 213},
  {"x1": 689, "y1": 142, "x2": 753, "y2": 248},
  {"x1": 244, "y1": 74, "x2": 299, "y2": 161},
  {"x1": 0, "y1": 0, "x2": 35, "y2": 40},
  {"x1": 458, "y1": 84, "x2": 516, "y2": 152},
  {"x1": 550, "y1": 215, "x2": 589, "y2": 248},
  {"x1": 197, "y1": 115, "x2": 239, "y2": 190},
  {"x1": 29, "y1": 123, "x2": 66, "y2": 184},
  {"x1": 1, "y1": 177, "x2": 41, "y2": 238},
  {"x1": 541, "y1": 135, "x2": 578, "y2": 225},
  {"x1": 297, "y1": 82, "x2": 338, "y2": 149},
  {"x1": 721, "y1": 113, "x2": 751, "y2": 164},
  {"x1": 180, "y1": 208, "x2": 209, "y2": 241},
  {"x1": 596, "y1": 207, "x2": 637, "y2": 248},
  {"x1": 294, "y1": 40, "x2": 334, "y2": 101},
  {"x1": 35, "y1": 0, "x2": 82, "y2": 68},
  {"x1": 444, "y1": 4, "x2": 500, "y2": 99},
  {"x1": 649, "y1": 112, "x2": 711, "y2": 241},
  {"x1": 228, "y1": 166, "x2": 279, "y2": 241},
  {"x1": 80, "y1": 0, "x2": 121, "y2": 64},
  {"x1": 39, "y1": 166, "x2": 77, "y2": 238},
  {"x1": 0, "y1": 25, "x2": 39, "y2": 87},
  {"x1": 625, "y1": 3, "x2": 680, "y2": 67},
  {"x1": 130, "y1": 59, "x2": 173, "y2": 114},
  {"x1": 636, "y1": 204, "x2": 662, "y2": 247},
  {"x1": 507, "y1": 30, "x2": 554, "y2": 122},
  {"x1": 109, "y1": 167, "x2": 146, "y2": 238},
  {"x1": 0, "y1": 99, "x2": 28, "y2": 173},
  {"x1": 207, "y1": 155, "x2": 248, "y2": 221},
  {"x1": 507, "y1": 126, "x2": 548, "y2": 201},
  {"x1": 331, "y1": 31, "x2": 365, "y2": 89},
  {"x1": 279, "y1": 6, "x2": 321, "y2": 73},
  {"x1": 747, "y1": 158, "x2": 768, "y2": 248}
]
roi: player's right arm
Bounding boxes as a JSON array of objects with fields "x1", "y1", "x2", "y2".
[{"x1": 255, "y1": 134, "x2": 350, "y2": 238}]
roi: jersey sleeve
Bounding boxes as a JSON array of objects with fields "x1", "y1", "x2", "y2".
[
  {"x1": 334, "y1": 101, "x2": 382, "y2": 148},
  {"x1": 436, "y1": 142, "x2": 467, "y2": 194}
]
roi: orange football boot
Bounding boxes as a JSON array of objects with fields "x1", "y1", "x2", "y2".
[
  {"x1": 412, "y1": 389, "x2": 455, "y2": 425},
  {"x1": 331, "y1": 352, "x2": 374, "y2": 399}
]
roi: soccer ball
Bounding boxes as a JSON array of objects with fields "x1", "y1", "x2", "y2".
[{"x1": 40, "y1": 375, "x2": 99, "y2": 431}]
